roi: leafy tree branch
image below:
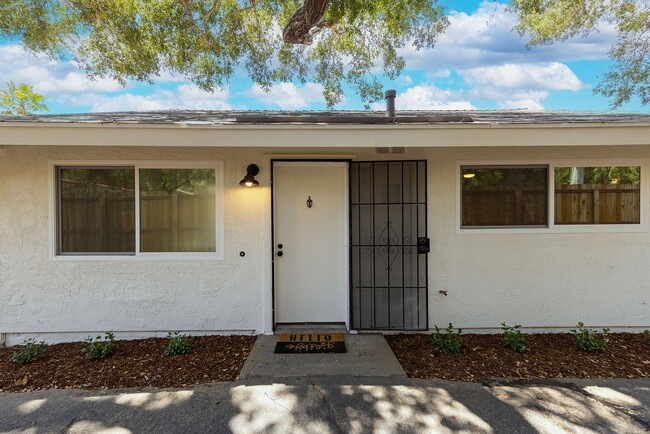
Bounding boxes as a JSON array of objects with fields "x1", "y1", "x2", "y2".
[
  {"x1": 510, "y1": 0, "x2": 650, "y2": 107},
  {"x1": 0, "y1": 0, "x2": 448, "y2": 107}
]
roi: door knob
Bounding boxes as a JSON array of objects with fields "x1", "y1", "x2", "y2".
[{"x1": 277, "y1": 251, "x2": 283, "y2": 257}]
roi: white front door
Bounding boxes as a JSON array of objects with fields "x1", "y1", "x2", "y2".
[{"x1": 273, "y1": 162, "x2": 348, "y2": 324}]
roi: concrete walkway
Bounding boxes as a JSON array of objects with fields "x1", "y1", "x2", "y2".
[
  {"x1": 1, "y1": 334, "x2": 649, "y2": 433},
  {"x1": 240, "y1": 334, "x2": 406, "y2": 379}
]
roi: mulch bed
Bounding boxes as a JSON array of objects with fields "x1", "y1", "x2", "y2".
[
  {"x1": 0, "y1": 335, "x2": 256, "y2": 392},
  {"x1": 385, "y1": 333, "x2": 650, "y2": 382}
]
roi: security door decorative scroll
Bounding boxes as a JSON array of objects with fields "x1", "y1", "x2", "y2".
[{"x1": 350, "y1": 161, "x2": 429, "y2": 330}]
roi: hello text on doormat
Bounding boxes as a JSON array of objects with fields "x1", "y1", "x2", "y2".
[{"x1": 274, "y1": 333, "x2": 346, "y2": 354}]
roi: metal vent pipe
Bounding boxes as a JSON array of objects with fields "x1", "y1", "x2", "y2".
[{"x1": 385, "y1": 89, "x2": 396, "y2": 118}]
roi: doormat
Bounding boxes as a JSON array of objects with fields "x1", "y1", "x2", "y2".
[{"x1": 274, "y1": 333, "x2": 346, "y2": 354}]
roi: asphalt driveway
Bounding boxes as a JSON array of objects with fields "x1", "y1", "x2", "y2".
[{"x1": 1, "y1": 377, "x2": 648, "y2": 433}]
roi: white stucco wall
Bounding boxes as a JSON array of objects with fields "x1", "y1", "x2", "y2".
[
  {"x1": 0, "y1": 146, "x2": 273, "y2": 345},
  {"x1": 1, "y1": 137, "x2": 649, "y2": 345},
  {"x1": 420, "y1": 145, "x2": 650, "y2": 332}
]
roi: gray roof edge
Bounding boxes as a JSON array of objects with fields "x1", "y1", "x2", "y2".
[{"x1": 1, "y1": 109, "x2": 650, "y2": 125}]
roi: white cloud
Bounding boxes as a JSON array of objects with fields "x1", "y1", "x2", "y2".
[
  {"x1": 401, "y1": 1, "x2": 616, "y2": 71},
  {"x1": 382, "y1": 85, "x2": 476, "y2": 110},
  {"x1": 455, "y1": 62, "x2": 582, "y2": 110},
  {"x1": 246, "y1": 82, "x2": 325, "y2": 109},
  {"x1": 462, "y1": 62, "x2": 582, "y2": 91},
  {"x1": 0, "y1": 45, "x2": 123, "y2": 95},
  {"x1": 67, "y1": 85, "x2": 232, "y2": 112}
]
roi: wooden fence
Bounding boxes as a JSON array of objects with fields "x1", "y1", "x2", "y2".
[
  {"x1": 462, "y1": 184, "x2": 640, "y2": 226},
  {"x1": 554, "y1": 183, "x2": 640, "y2": 224},
  {"x1": 60, "y1": 191, "x2": 215, "y2": 253}
]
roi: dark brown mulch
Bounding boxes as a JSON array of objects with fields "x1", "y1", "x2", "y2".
[
  {"x1": 0, "y1": 335, "x2": 256, "y2": 392},
  {"x1": 385, "y1": 333, "x2": 650, "y2": 382}
]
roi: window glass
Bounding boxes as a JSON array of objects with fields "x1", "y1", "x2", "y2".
[
  {"x1": 461, "y1": 166, "x2": 548, "y2": 227},
  {"x1": 58, "y1": 168, "x2": 135, "y2": 254},
  {"x1": 139, "y1": 168, "x2": 216, "y2": 252},
  {"x1": 554, "y1": 166, "x2": 640, "y2": 224}
]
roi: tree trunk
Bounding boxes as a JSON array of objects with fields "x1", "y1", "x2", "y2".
[{"x1": 282, "y1": 0, "x2": 328, "y2": 45}]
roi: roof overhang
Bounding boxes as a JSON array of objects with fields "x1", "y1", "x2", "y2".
[{"x1": 1, "y1": 121, "x2": 650, "y2": 148}]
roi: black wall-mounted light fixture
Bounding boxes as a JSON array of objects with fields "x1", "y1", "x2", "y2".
[{"x1": 239, "y1": 164, "x2": 260, "y2": 187}]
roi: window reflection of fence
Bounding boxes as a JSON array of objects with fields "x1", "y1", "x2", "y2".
[
  {"x1": 60, "y1": 192, "x2": 215, "y2": 253},
  {"x1": 554, "y1": 184, "x2": 640, "y2": 224},
  {"x1": 462, "y1": 184, "x2": 640, "y2": 227},
  {"x1": 462, "y1": 186, "x2": 547, "y2": 226},
  {"x1": 140, "y1": 191, "x2": 215, "y2": 252}
]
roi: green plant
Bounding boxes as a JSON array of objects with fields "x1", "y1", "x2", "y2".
[
  {"x1": 570, "y1": 322, "x2": 610, "y2": 353},
  {"x1": 501, "y1": 322, "x2": 528, "y2": 353},
  {"x1": 429, "y1": 323, "x2": 462, "y2": 354},
  {"x1": 0, "y1": 81, "x2": 48, "y2": 115},
  {"x1": 163, "y1": 332, "x2": 192, "y2": 356},
  {"x1": 644, "y1": 330, "x2": 650, "y2": 342},
  {"x1": 82, "y1": 332, "x2": 116, "y2": 360},
  {"x1": 10, "y1": 338, "x2": 46, "y2": 364}
]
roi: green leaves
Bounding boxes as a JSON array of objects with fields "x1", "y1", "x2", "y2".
[
  {"x1": 510, "y1": 0, "x2": 650, "y2": 107},
  {"x1": 162, "y1": 332, "x2": 192, "y2": 356},
  {"x1": 571, "y1": 322, "x2": 610, "y2": 353},
  {"x1": 429, "y1": 323, "x2": 463, "y2": 355},
  {"x1": 0, "y1": 1, "x2": 448, "y2": 107},
  {"x1": 0, "y1": 81, "x2": 48, "y2": 115},
  {"x1": 82, "y1": 332, "x2": 116, "y2": 360},
  {"x1": 501, "y1": 322, "x2": 528, "y2": 353},
  {"x1": 10, "y1": 338, "x2": 47, "y2": 364}
]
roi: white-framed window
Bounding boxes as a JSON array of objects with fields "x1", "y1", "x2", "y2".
[
  {"x1": 52, "y1": 161, "x2": 224, "y2": 260},
  {"x1": 460, "y1": 165, "x2": 548, "y2": 228},
  {"x1": 457, "y1": 160, "x2": 647, "y2": 233}
]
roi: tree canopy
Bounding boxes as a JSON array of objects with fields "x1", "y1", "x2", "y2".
[
  {"x1": 0, "y1": 81, "x2": 48, "y2": 115},
  {"x1": 510, "y1": 0, "x2": 650, "y2": 108},
  {"x1": 0, "y1": 0, "x2": 448, "y2": 107},
  {"x1": 1, "y1": 1, "x2": 647, "y2": 108}
]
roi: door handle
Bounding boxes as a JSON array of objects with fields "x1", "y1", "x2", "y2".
[{"x1": 277, "y1": 251, "x2": 283, "y2": 257}]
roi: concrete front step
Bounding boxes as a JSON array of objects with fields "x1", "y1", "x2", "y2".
[{"x1": 239, "y1": 334, "x2": 407, "y2": 379}]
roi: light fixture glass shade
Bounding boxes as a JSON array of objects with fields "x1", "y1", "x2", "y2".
[
  {"x1": 240, "y1": 177, "x2": 260, "y2": 187},
  {"x1": 240, "y1": 164, "x2": 260, "y2": 187}
]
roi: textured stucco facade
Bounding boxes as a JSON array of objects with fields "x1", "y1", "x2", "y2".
[{"x1": 1, "y1": 120, "x2": 649, "y2": 344}]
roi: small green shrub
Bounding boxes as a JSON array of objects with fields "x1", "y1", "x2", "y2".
[
  {"x1": 644, "y1": 330, "x2": 650, "y2": 342},
  {"x1": 570, "y1": 322, "x2": 609, "y2": 353},
  {"x1": 501, "y1": 322, "x2": 528, "y2": 353},
  {"x1": 82, "y1": 332, "x2": 116, "y2": 360},
  {"x1": 163, "y1": 332, "x2": 192, "y2": 356},
  {"x1": 429, "y1": 323, "x2": 462, "y2": 354},
  {"x1": 11, "y1": 338, "x2": 46, "y2": 364}
]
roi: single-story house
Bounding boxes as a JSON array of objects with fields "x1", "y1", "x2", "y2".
[{"x1": 1, "y1": 101, "x2": 649, "y2": 345}]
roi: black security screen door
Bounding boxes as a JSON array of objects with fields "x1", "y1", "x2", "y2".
[{"x1": 350, "y1": 161, "x2": 428, "y2": 330}]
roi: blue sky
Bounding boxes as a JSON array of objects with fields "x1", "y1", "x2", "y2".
[{"x1": 0, "y1": 0, "x2": 647, "y2": 113}]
